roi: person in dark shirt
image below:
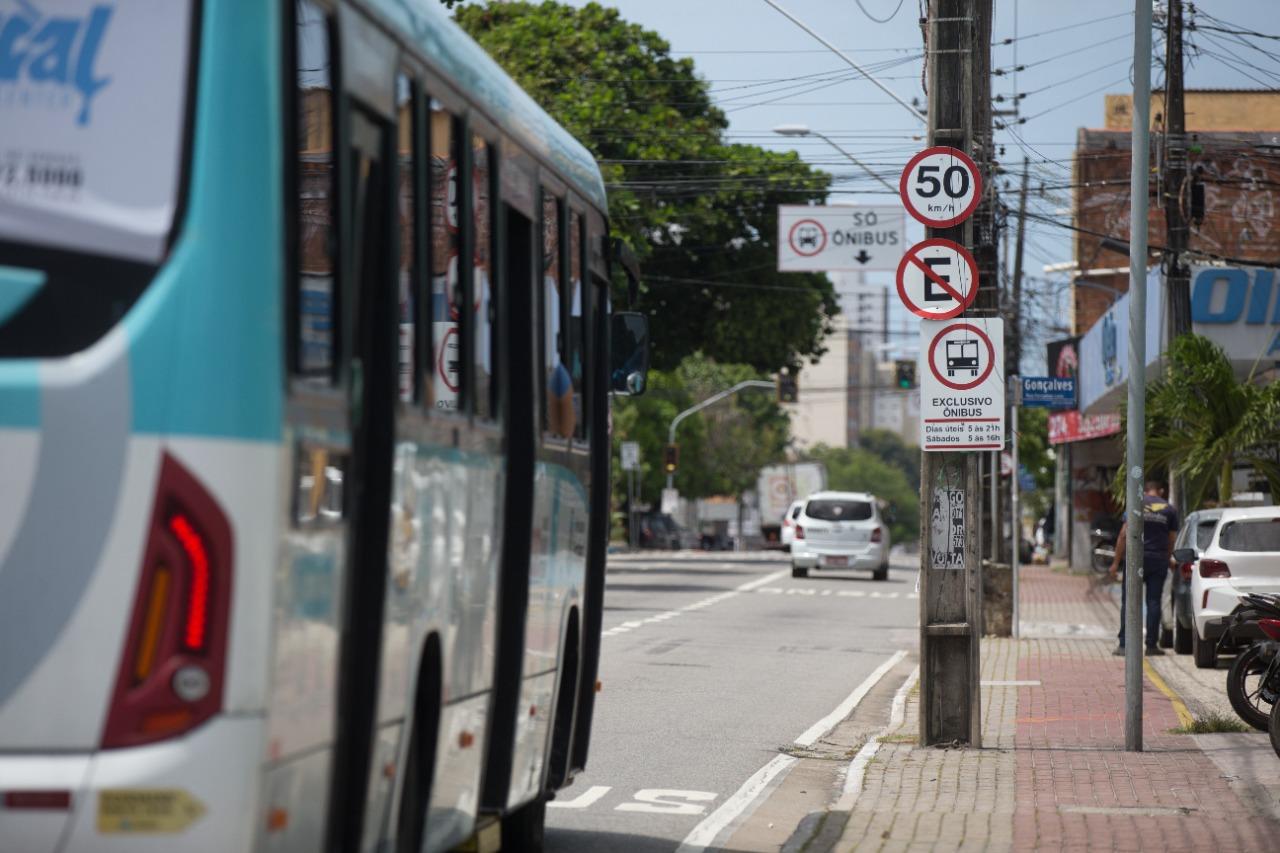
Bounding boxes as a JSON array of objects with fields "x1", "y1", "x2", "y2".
[{"x1": 1109, "y1": 480, "x2": 1179, "y2": 655}]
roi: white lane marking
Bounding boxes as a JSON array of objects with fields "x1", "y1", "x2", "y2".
[
  {"x1": 548, "y1": 785, "x2": 611, "y2": 810},
  {"x1": 836, "y1": 664, "x2": 919, "y2": 809},
  {"x1": 676, "y1": 649, "x2": 907, "y2": 852},
  {"x1": 754, "y1": 587, "x2": 918, "y2": 599},
  {"x1": 616, "y1": 789, "x2": 717, "y2": 815},
  {"x1": 601, "y1": 570, "x2": 788, "y2": 639},
  {"x1": 674, "y1": 755, "x2": 796, "y2": 852},
  {"x1": 794, "y1": 649, "x2": 908, "y2": 747},
  {"x1": 982, "y1": 680, "x2": 1040, "y2": 687}
]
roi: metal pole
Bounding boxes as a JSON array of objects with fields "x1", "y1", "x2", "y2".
[
  {"x1": 665, "y1": 379, "x2": 777, "y2": 489},
  {"x1": 1125, "y1": 0, "x2": 1153, "y2": 753},
  {"x1": 1011, "y1": 388, "x2": 1020, "y2": 639}
]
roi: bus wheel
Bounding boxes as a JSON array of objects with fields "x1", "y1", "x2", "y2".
[{"x1": 501, "y1": 794, "x2": 546, "y2": 852}]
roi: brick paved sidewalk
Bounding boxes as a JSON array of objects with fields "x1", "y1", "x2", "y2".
[{"x1": 827, "y1": 564, "x2": 1280, "y2": 852}]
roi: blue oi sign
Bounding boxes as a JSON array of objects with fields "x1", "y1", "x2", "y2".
[{"x1": 1021, "y1": 376, "x2": 1075, "y2": 409}]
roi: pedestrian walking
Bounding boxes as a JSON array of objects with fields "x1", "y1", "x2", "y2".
[{"x1": 1109, "y1": 480, "x2": 1178, "y2": 655}]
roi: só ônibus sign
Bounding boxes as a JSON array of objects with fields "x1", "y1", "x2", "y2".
[{"x1": 777, "y1": 204, "x2": 905, "y2": 272}]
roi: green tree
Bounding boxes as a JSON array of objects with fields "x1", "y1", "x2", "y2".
[
  {"x1": 801, "y1": 445, "x2": 919, "y2": 545},
  {"x1": 452, "y1": 1, "x2": 838, "y2": 372},
  {"x1": 1015, "y1": 406, "x2": 1056, "y2": 519},
  {"x1": 611, "y1": 356, "x2": 789, "y2": 506},
  {"x1": 858, "y1": 428, "x2": 920, "y2": 490},
  {"x1": 1125, "y1": 334, "x2": 1280, "y2": 509}
]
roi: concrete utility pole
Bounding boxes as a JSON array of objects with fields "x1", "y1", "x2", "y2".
[
  {"x1": 1164, "y1": 0, "x2": 1191, "y2": 340},
  {"x1": 1125, "y1": 0, "x2": 1154, "y2": 753},
  {"x1": 1006, "y1": 159, "x2": 1029, "y2": 585},
  {"x1": 918, "y1": 0, "x2": 990, "y2": 748}
]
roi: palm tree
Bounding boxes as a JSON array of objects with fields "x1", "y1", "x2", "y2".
[{"x1": 1128, "y1": 334, "x2": 1280, "y2": 509}]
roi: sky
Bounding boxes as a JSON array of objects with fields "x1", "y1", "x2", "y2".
[{"x1": 561, "y1": 0, "x2": 1278, "y2": 372}]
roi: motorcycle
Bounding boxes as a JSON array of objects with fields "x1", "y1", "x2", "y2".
[
  {"x1": 1089, "y1": 514, "x2": 1122, "y2": 575},
  {"x1": 1216, "y1": 592, "x2": 1280, "y2": 732}
]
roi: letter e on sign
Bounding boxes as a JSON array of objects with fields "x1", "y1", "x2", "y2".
[{"x1": 899, "y1": 147, "x2": 982, "y2": 228}]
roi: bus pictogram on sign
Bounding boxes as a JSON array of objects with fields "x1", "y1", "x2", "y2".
[{"x1": 787, "y1": 218, "x2": 827, "y2": 257}]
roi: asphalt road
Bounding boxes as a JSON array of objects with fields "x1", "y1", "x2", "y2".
[{"x1": 545, "y1": 550, "x2": 920, "y2": 852}]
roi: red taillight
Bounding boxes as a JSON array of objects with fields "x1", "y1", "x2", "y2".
[
  {"x1": 795, "y1": 525, "x2": 805, "y2": 540},
  {"x1": 1180, "y1": 562, "x2": 1193, "y2": 581},
  {"x1": 1260, "y1": 619, "x2": 1280, "y2": 641},
  {"x1": 101, "y1": 453, "x2": 233, "y2": 749},
  {"x1": 3, "y1": 791, "x2": 71, "y2": 810},
  {"x1": 870, "y1": 527, "x2": 883, "y2": 543},
  {"x1": 1199, "y1": 559, "x2": 1231, "y2": 579}
]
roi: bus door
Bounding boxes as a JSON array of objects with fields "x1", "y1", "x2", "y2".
[{"x1": 273, "y1": 8, "x2": 397, "y2": 851}]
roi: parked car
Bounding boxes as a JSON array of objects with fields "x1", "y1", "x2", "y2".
[
  {"x1": 1186, "y1": 506, "x2": 1280, "y2": 668},
  {"x1": 780, "y1": 499, "x2": 804, "y2": 552},
  {"x1": 638, "y1": 512, "x2": 684, "y2": 550},
  {"x1": 1161, "y1": 508, "x2": 1225, "y2": 653},
  {"x1": 790, "y1": 491, "x2": 890, "y2": 580}
]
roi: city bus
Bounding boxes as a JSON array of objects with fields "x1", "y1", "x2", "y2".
[{"x1": 0, "y1": 1, "x2": 647, "y2": 851}]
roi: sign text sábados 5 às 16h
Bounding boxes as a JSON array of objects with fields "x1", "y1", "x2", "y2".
[{"x1": 918, "y1": 318, "x2": 1005, "y2": 451}]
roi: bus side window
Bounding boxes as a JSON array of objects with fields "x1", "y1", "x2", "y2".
[
  {"x1": 294, "y1": 0, "x2": 337, "y2": 383},
  {"x1": 542, "y1": 193, "x2": 572, "y2": 438},
  {"x1": 473, "y1": 135, "x2": 495, "y2": 420},
  {"x1": 429, "y1": 101, "x2": 463, "y2": 414},
  {"x1": 568, "y1": 210, "x2": 587, "y2": 440},
  {"x1": 395, "y1": 73, "x2": 416, "y2": 403}
]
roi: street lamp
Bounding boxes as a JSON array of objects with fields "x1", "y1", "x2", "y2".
[{"x1": 772, "y1": 124, "x2": 897, "y2": 194}]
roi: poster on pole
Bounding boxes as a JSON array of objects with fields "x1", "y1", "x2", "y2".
[
  {"x1": 919, "y1": 317, "x2": 1005, "y2": 451},
  {"x1": 777, "y1": 205, "x2": 904, "y2": 271}
]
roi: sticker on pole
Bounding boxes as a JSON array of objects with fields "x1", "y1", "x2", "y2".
[
  {"x1": 899, "y1": 146, "x2": 982, "y2": 228},
  {"x1": 895, "y1": 238, "x2": 978, "y2": 319},
  {"x1": 920, "y1": 318, "x2": 1004, "y2": 451}
]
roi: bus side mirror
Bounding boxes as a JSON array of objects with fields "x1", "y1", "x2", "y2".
[{"x1": 610, "y1": 311, "x2": 650, "y2": 396}]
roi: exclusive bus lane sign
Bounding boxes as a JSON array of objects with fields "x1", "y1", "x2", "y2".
[
  {"x1": 899, "y1": 146, "x2": 982, "y2": 228},
  {"x1": 920, "y1": 318, "x2": 1004, "y2": 451},
  {"x1": 895, "y1": 238, "x2": 978, "y2": 319}
]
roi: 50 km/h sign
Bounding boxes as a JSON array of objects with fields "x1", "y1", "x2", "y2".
[
  {"x1": 895, "y1": 238, "x2": 978, "y2": 319},
  {"x1": 899, "y1": 146, "x2": 982, "y2": 228},
  {"x1": 919, "y1": 318, "x2": 1005, "y2": 451}
]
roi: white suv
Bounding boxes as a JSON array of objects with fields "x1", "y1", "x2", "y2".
[
  {"x1": 790, "y1": 491, "x2": 890, "y2": 580},
  {"x1": 1186, "y1": 506, "x2": 1280, "y2": 668}
]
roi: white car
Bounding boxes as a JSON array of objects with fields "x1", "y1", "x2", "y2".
[
  {"x1": 780, "y1": 499, "x2": 804, "y2": 552},
  {"x1": 1187, "y1": 506, "x2": 1280, "y2": 668},
  {"x1": 790, "y1": 491, "x2": 890, "y2": 580}
]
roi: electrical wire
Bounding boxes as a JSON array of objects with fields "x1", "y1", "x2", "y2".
[{"x1": 856, "y1": 0, "x2": 906, "y2": 24}]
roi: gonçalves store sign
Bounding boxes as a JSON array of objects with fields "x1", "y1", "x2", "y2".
[{"x1": 1078, "y1": 264, "x2": 1280, "y2": 416}]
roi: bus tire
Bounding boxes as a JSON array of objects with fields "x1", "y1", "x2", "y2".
[{"x1": 501, "y1": 794, "x2": 547, "y2": 852}]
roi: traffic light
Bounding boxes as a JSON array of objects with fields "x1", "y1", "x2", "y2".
[
  {"x1": 664, "y1": 444, "x2": 679, "y2": 474},
  {"x1": 895, "y1": 360, "x2": 917, "y2": 389},
  {"x1": 777, "y1": 373, "x2": 799, "y2": 403}
]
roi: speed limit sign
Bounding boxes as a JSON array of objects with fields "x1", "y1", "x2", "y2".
[{"x1": 899, "y1": 146, "x2": 982, "y2": 228}]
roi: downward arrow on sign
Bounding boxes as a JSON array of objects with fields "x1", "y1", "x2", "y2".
[{"x1": 855, "y1": 250, "x2": 872, "y2": 264}]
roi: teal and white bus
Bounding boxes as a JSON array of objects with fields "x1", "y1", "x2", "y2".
[{"x1": 0, "y1": 2, "x2": 647, "y2": 851}]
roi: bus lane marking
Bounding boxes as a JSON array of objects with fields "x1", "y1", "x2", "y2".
[
  {"x1": 548, "y1": 785, "x2": 611, "y2": 810},
  {"x1": 601, "y1": 570, "x2": 787, "y2": 639},
  {"x1": 676, "y1": 649, "x2": 908, "y2": 852}
]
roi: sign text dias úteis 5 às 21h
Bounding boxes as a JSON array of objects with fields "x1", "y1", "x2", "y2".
[{"x1": 919, "y1": 318, "x2": 1005, "y2": 451}]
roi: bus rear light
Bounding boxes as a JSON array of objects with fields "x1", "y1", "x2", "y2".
[
  {"x1": 1199, "y1": 559, "x2": 1231, "y2": 579},
  {"x1": 102, "y1": 453, "x2": 233, "y2": 750}
]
